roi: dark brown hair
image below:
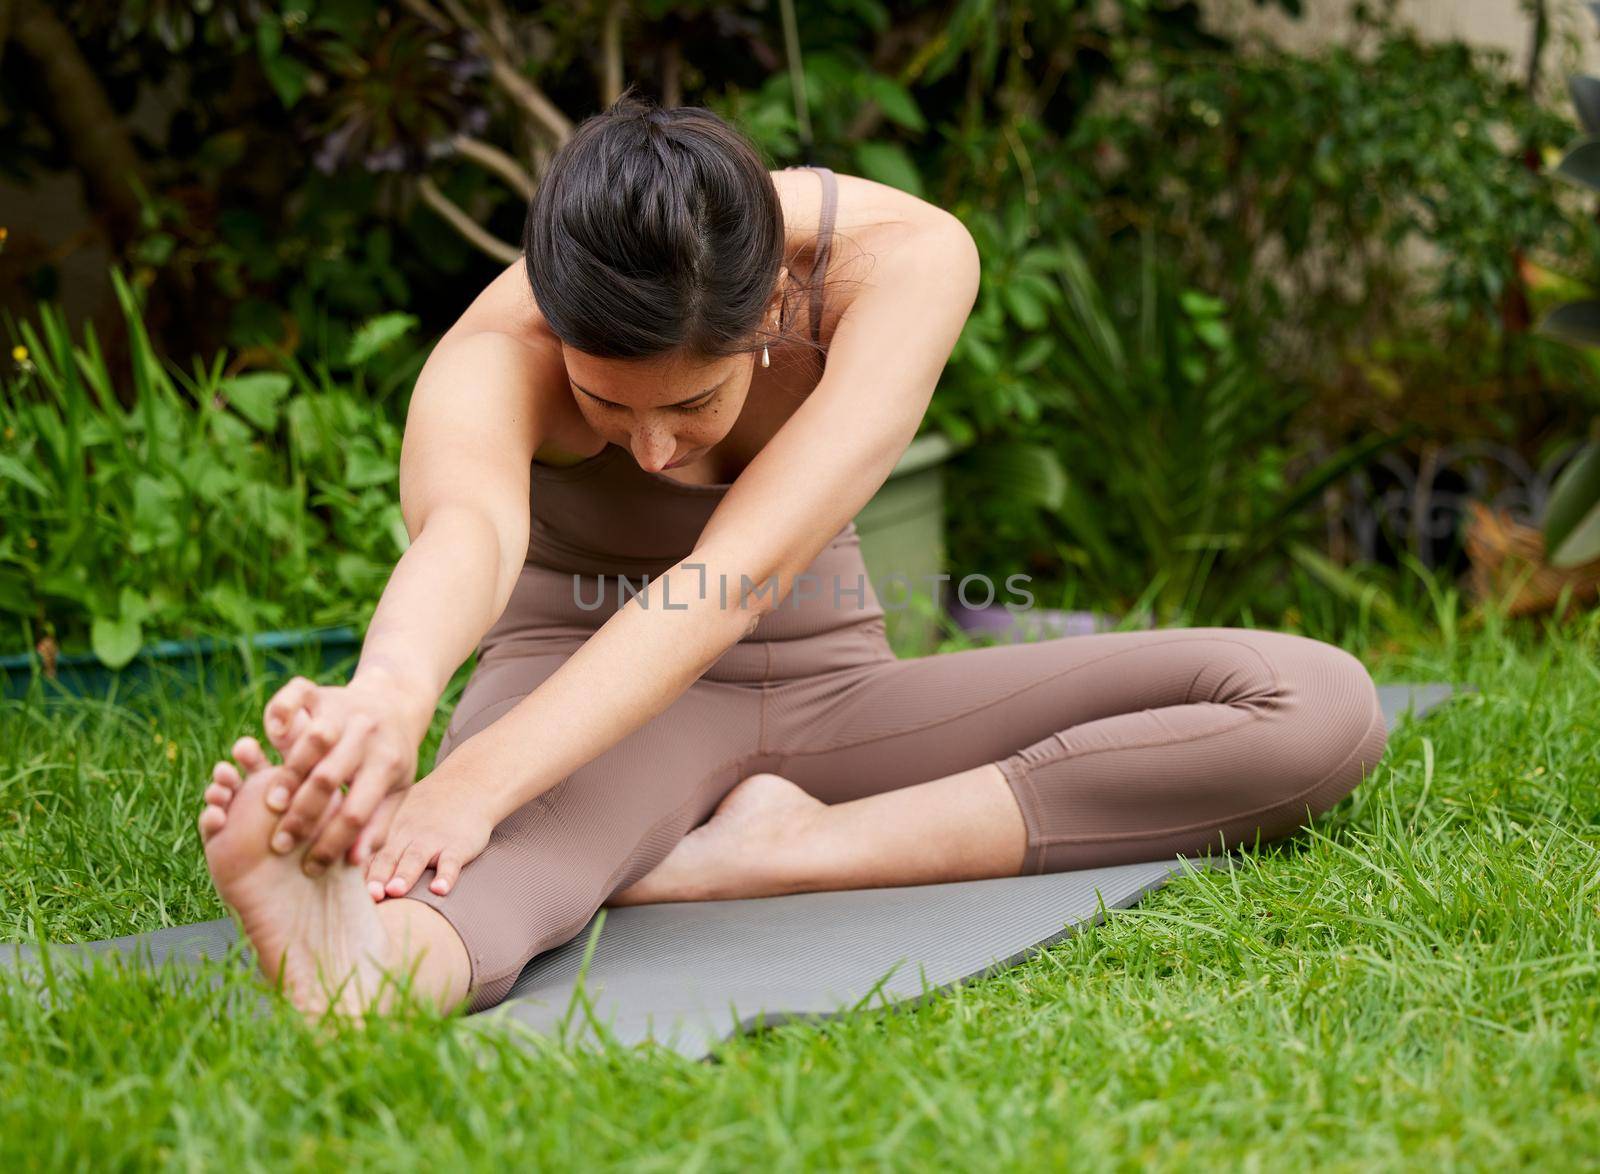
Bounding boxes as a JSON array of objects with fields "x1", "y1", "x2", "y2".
[{"x1": 523, "y1": 89, "x2": 820, "y2": 362}]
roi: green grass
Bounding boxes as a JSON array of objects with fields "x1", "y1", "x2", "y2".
[{"x1": 3, "y1": 605, "x2": 1599, "y2": 1170}]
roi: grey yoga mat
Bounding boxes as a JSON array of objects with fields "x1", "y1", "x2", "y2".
[{"x1": 2, "y1": 682, "x2": 1465, "y2": 1058}]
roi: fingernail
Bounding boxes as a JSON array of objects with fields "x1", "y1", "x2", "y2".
[
  {"x1": 266, "y1": 788, "x2": 289, "y2": 811},
  {"x1": 270, "y1": 831, "x2": 293, "y2": 853},
  {"x1": 368, "y1": 882, "x2": 384, "y2": 901}
]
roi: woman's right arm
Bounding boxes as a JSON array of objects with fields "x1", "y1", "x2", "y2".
[{"x1": 258, "y1": 328, "x2": 549, "y2": 872}]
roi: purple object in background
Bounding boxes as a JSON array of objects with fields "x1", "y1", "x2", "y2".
[{"x1": 945, "y1": 601, "x2": 1154, "y2": 643}]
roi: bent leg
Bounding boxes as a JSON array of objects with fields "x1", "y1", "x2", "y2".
[{"x1": 765, "y1": 625, "x2": 1388, "y2": 873}]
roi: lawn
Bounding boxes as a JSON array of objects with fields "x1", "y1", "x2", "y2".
[{"x1": 3, "y1": 606, "x2": 1598, "y2": 1170}]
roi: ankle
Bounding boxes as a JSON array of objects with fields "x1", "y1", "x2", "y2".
[{"x1": 767, "y1": 803, "x2": 846, "y2": 893}]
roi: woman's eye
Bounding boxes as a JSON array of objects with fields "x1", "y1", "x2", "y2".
[{"x1": 679, "y1": 397, "x2": 715, "y2": 413}]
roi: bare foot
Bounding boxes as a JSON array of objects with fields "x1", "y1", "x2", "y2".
[
  {"x1": 200, "y1": 736, "x2": 398, "y2": 1019},
  {"x1": 608, "y1": 773, "x2": 827, "y2": 905}
]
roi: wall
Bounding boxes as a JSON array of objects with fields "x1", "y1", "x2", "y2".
[{"x1": 1201, "y1": 0, "x2": 1600, "y2": 86}]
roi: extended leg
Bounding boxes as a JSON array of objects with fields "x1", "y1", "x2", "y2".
[{"x1": 392, "y1": 652, "x2": 768, "y2": 1012}]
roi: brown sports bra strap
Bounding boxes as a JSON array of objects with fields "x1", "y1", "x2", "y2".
[{"x1": 807, "y1": 166, "x2": 838, "y2": 346}]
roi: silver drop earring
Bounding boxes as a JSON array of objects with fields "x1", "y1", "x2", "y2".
[{"x1": 761, "y1": 345, "x2": 770, "y2": 368}]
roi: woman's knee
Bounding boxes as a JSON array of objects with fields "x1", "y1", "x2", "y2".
[{"x1": 1272, "y1": 633, "x2": 1388, "y2": 817}]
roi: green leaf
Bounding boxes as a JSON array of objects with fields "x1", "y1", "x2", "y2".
[
  {"x1": 1286, "y1": 541, "x2": 1404, "y2": 626},
  {"x1": 118, "y1": 586, "x2": 150, "y2": 625},
  {"x1": 209, "y1": 410, "x2": 254, "y2": 447},
  {"x1": 1015, "y1": 336, "x2": 1054, "y2": 373},
  {"x1": 260, "y1": 52, "x2": 310, "y2": 109},
  {"x1": 0, "y1": 453, "x2": 51, "y2": 497},
  {"x1": 1555, "y1": 137, "x2": 1600, "y2": 193},
  {"x1": 1002, "y1": 282, "x2": 1049, "y2": 330},
  {"x1": 1543, "y1": 441, "x2": 1600, "y2": 567},
  {"x1": 205, "y1": 583, "x2": 264, "y2": 631},
  {"x1": 861, "y1": 74, "x2": 926, "y2": 133},
  {"x1": 1193, "y1": 319, "x2": 1232, "y2": 351},
  {"x1": 1536, "y1": 301, "x2": 1600, "y2": 349},
  {"x1": 1548, "y1": 501, "x2": 1600, "y2": 568},
  {"x1": 130, "y1": 475, "x2": 184, "y2": 554},
  {"x1": 1179, "y1": 290, "x2": 1226, "y2": 318},
  {"x1": 92, "y1": 612, "x2": 143, "y2": 669},
  {"x1": 344, "y1": 438, "x2": 396, "y2": 488},
  {"x1": 220, "y1": 372, "x2": 292, "y2": 431},
  {"x1": 852, "y1": 141, "x2": 924, "y2": 198},
  {"x1": 962, "y1": 441, "x2": 1068, "y2": 510},
  {"x1": 343, "y1": 313, "x2": 419, "y2": 367}
]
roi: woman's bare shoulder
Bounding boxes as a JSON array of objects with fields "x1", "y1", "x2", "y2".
[{"x1": 414, "y1": 327, "x2": 596, "y2": 466}]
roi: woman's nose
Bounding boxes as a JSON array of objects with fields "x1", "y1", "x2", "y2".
[{"x1": 630, "y1": 428, "x2": 676, "y2": 472}]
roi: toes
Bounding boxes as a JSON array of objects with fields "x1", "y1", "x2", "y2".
[
  {"x1": 211, "y1": 760, "x2": 242, "y2": 792},
  {"x1": 232, "y1": 736, "x2": 270, "y2": 773},
  {"x1": 203, "y1": 782, "x2": 233, "y2": 807},
  {"x1": 198, "y1": 803, "x2": 227, "y2": 842}
]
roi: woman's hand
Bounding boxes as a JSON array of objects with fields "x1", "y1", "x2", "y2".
[
  {"x1": 261, "y1": 668, "x2": 432, "y2": 876},
  {"x1": 361, "y1": 770, "x2": 499, "y2": 900}
]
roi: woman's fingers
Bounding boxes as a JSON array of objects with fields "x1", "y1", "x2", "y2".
[
  {"x1": 348, "y1": 807, "x2": 389, "y2": 873},
  {"x1": 430, "y1": 850, "x2": 466, "y2": 896},
  {"x1": 269, "y1": 718, "x2": 374, "y2": 855},
  {"x1": 384, "y1": 840, "x2": 436, "y2": 898},
  {"x1": 281, "y1": 709, "x2": 359, "y2": 780},
  {"x1": 303, "y1": 751, "x2": 396, "y2": 876},
  {"x1": 366, "y1": 833, "x2": 408, "y2": 898},
  {"x1": 263, "y1": 677, "x2": 318, "y2": 755}
]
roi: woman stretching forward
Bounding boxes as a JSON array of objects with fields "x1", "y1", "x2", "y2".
[{"x1": 198, "y1": 95, "x2": 1389, "y2": 1018}]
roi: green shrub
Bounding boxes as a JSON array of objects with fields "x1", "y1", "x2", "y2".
[{"x1": 1, "y1": 270, "x2": 422, "y2": 666}]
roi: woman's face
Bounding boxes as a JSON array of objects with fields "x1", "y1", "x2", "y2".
[
  {"x1": 562, "y1": 346, "x2": 754, "y2": 472},
  {"x1": 561, "y1": 278, "x2": 785, "y2": 473}
]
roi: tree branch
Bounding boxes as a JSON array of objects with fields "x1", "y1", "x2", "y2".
[
  {"x1": 417, "y1": 176, "x2": 520, "y2": 263},
  {"x1": 601, "y1": 1, "x2": 625, "y2": 107},
  {"x1": 421, "y1": 0, "x2": 574, "y2": 145},
  {"x1": 662, "y1": 38, "x2": 682, "y2": 107},
  {"x1": 11, "y1": 0, "x2": 146, "y2": 246},
  {"x1": 451, "y1": 134, "x2": 534, "y2": 200}
]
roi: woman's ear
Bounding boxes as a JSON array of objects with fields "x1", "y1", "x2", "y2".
[{"x1": 767, "y1": 265, "x2": 790, "y2": 329}]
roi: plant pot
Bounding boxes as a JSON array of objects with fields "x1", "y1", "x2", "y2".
[
  {"x1": 853, "y1": 431, "x2": 963, "y2": 655},
  {"x1": 0, "y1": 626, "x2": 364, "y2": 702},
  {"x1": 1462, "y1": 499, "x2": 1600, "y2": 619}
]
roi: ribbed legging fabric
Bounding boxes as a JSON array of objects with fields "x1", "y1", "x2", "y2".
[{"x1": 401, "y1": 528, "x2": 1389, "y2": 1013}]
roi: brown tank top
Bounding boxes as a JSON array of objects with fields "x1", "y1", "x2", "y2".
[{"x1": 523, "y1": 165, "x2": 840, "y2": 579}]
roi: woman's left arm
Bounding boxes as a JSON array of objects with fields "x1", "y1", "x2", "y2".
[{"x1": 364, "y1": 208, "x2": 980, "y2": 890}]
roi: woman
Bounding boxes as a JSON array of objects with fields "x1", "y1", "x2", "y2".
[{"x1": 197, "y1": 95, "x2": 1389, "y2": 1019}]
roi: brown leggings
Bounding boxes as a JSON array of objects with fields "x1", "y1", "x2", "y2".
[{"x1": 401, "y1": 555, "x2": 1389, "y2": 1012}]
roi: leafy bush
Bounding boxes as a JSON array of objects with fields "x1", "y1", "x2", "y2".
[
  {"x1": 939, "y1": 233, "x2": 1406, "y2": 625},
  {"x1": 1, "y1": 270, "x2": 422, "y2": 665}
]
